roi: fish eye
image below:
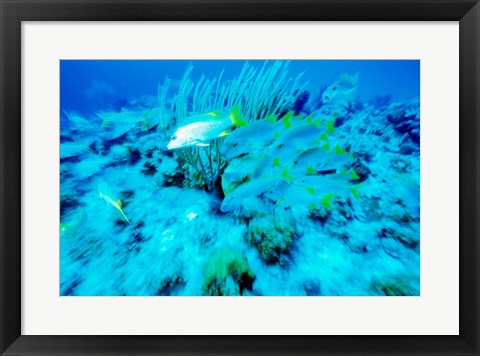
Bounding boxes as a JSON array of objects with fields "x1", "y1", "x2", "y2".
[
  {"x1": 332, "y1": 87, "x2": 336, "y2": 91},
  {"x1": 171, "y1": 135, "x2": 177, "y2": 140}
]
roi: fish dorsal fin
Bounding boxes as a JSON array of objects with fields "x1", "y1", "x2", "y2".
[
  {"x1": 281, "y1": 111, "x2": 294, "y2": 129},
  {"x1": 340, "y1": 73, "x2": 358, "y2": 85},
  {"x1": 116, "y1": 200, "x2": 122, "y2": 208},
  {"x1": 229, "y1": 105, "x2": 247, "y2": 127},
  {"x1": 272, "y1": 157, "x2": 281, "y2": 167},
  {"x1": 313, "y1": 133, "x2": 328, "y2": 145},
  {"x1": 339, "y1": 169, "x2": 349, "y2": 177},
  {"x1": 334, "y1": 144, "x2": 347, "y2": 155},
  {"x1": 281, "y1": 167, "x2": 294, "y2": 182},
  {"x1": 325, "y1": 116, "x2": 336, "y2": 134},
  {"x1": 265, "y1": 114, "x2": 277, "y2": 123},
  {"x1": 207, "y1": 110, "x2": 222, "y2": 118},
  {"x1": 319, "y1": 143, "x2": 330, "y2": 151}
]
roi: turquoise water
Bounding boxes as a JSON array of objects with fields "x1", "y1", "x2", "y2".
[{"x1": 60, "y1": 60, "x2": 420, "y2": 296}]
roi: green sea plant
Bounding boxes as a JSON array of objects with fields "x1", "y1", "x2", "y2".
[
  {"x1": 247, "y1": 207, "x2": 297, "y2": 263},
  {"x1": 160, "y1": 61, "x2": 308, "y2": 124},
  {"x1": 370, "y1": 275, "x2": 419, "y2": 296},
  {"x1": 202, "y1": 247, "x2": 255, "y2": 296},
  {"x1": 175, "y1": 140, "x2": 228, "y2": 192}
]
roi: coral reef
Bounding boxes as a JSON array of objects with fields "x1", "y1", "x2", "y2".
[
  {"x1": 59, "y1": 60, "x2": 420, "y2": 296},
  {"x1": 202, "y1": 247, "x2": 255, "y2": 296},
  {"x1": 247, "y1": 207, "x2": 298, "y2": 264},
  {"x1": 159, "y1": 62, "x2": 309, "y2": 191},
  {"x1": 370, "y1": 275, "x2": 419, "y2": 296}
]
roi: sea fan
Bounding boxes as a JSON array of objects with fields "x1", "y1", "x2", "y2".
[{"x1": 161, "y1": 61, "x2": 309, "y2": 192}]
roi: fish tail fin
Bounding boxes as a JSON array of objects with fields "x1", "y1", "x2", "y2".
[
  {"x1": 350, "y1": 170, "x2": 361, "y2": 181},
  {"x1": 62, "y1": 109, "x2": 71, "y2": 120},
  {"x1": 120, "y1": 210, "x2": 131, "y2": 224},
  {"x1": 115, "y1": 201, "x2": 131, "y2": 224},
  {"x1": 306, "y1": 166, "x2": 316, "y2": 175},
  {"x1": 230, "y1": 105, "x2": 247, "y2": 127},
  {"x1": 352, "y1": 72, "x2": 360, "y2": 85},
  {"x1": 349, "y1": 184, "x2": 363, "y2": 199},
  {"x1": 96, "y1": 112, "x2": 109, "y2": 128}
]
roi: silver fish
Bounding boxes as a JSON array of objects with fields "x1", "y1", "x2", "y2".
[{"x1": 167, "y1": 107, "x2": 246, "y2": 150}]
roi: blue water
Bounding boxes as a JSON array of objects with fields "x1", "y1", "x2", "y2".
[
  {"x1": 60, "y1": 60, "x2": 420, "y2": 296},
  {"x1": 61, "y1": 60, "x2": 419, "y2": 117}
]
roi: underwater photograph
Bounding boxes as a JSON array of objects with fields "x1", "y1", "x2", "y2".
[{"x1": 60, "y1": 60, "x2": 420, "y2": 296}]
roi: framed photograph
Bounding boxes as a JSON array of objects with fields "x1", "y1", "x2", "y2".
[{"x1": 1, "y1": 0, "x2": 479, "y2": 355}]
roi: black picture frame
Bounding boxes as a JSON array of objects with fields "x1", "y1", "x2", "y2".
[{"x1": 1, "y1": 0, "x2": 479, "y2": 355}]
